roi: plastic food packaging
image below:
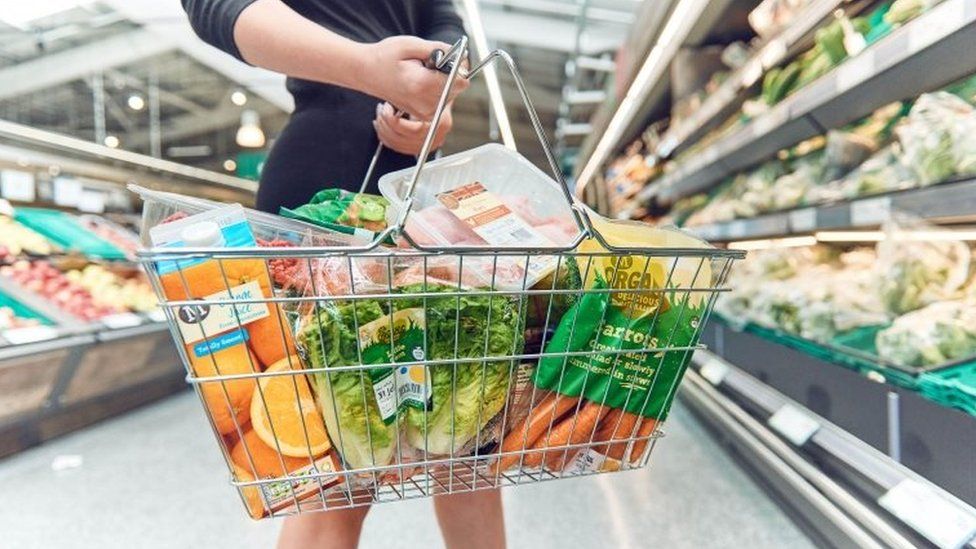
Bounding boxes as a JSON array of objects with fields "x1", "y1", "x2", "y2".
[
  {"x1": 280, "y1": 189, "x2": 390, "y2": 241},
  {"x1": 748, "y1": 0, "x2": 815, "y2": 39}
]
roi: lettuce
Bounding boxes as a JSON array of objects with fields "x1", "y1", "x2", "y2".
[
  {"x1": 299, "y1": 284, "x2": 525, "y2": 468},
  {"x1": 300, "y1": 300, "x2": 398, "y2": 470}
]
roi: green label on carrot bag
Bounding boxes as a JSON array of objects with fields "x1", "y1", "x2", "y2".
[
  {"x1": 533, "y1": 252, "x2": 709, "y2": 420},
  {"x1": 358, "y1": 308, "x2": 431, "y2": 424}
]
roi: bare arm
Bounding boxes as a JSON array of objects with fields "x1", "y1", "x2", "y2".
[{"x1": 182, "y1": 0, "x2": 467, "y2": 119}]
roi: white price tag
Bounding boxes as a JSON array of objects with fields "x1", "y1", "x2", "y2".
[
  {"x1": 53, "y1": 178, "x2": 83, "y2": 207},
  {"x1": 1, "y1": 170, "x2": 35, "y2": 202},
  {"x1": 789, "y1": 208, "x2": 817, "y2": 232},
  {"x1": 850, "y1": 196, "x2": 891, "y2": 226},
  {"x1": 836, "y1": 50, "x2": 875, "y2": 93},
  {"x1": 909, "y1": 0, "x2": 965, "y2": 52},
  {"x1": 699, "y1": 359, "x2": 729, "y2": 386},
  {"x1": 740, "y1": 59, "x2": 764, "y2": 88},
  {"x1": 101, "y1": 313, "x2": 143, "y2": 329},
  {"x1": 77, "y1": 191, "x2": 106, "y2": 213},
  {"x1": 879, "y1": 479, "x2": 976, "y2": 549},
  {"x1": 767, "y1": 404, "x2": 820, "y2": 446},
  {"x1": 147, "y1": 309, "x2": 167, "y2": 323},
  {"x1": 2, "y1": 325, "x2": 59, "y2": 345}
]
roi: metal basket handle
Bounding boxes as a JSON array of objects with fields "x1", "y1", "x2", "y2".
[{"x1": 361, "y1": 36, "x2": 605, "y2": 254}]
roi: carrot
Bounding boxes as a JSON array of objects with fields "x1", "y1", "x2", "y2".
[
  {"x1": 491, "y1": 393, "x2": 580, "y2": 474},
  {"x1": 542, "y1": 402, "x2": 610, "y2": 470},
  {"x1": 597, "y1": 411, "x2": 640, "y2": 460},
  {"x1": 627, "y1": 418, "x2": 659, "y2": 465}
]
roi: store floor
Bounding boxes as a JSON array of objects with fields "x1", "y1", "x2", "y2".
[{"x1": 0, "y1": 391, "x2": 812, "y2": 549}]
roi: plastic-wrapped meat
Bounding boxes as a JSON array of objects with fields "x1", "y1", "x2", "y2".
[
  {"x1": 310, "y1": 256, "x2": 391, "y2": 297},
  {"x1": 393, "y1": 256, "x2": 491, "y2": 288},
  {"x1": 404, "y1": 204, "x2": 484, "y2": 246},
  {"x1": 534, "y1": 218, "x2": 579, "y2": 246}
]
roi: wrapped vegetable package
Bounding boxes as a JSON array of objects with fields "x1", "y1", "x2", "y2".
[
  {"x1": 896, "y1": 92, "x2": 976, "y2": 185},
  {"x1": 533, "y1": 218, "x2": 715, "y2": 421},
  {"x1": 877, "y1": 300, "x2": 976, "y2": 367}
]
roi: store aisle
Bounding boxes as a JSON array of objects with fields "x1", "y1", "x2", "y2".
[{"x1": 0, "y1": 391, "x2": 811, "y2": 549}]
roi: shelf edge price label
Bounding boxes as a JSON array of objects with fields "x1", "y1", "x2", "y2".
[
  {"x1": 850, "y1": 196, "x2": 891, "y2": 226},
  {"x1": 1, "y1": 170, "x2": 36, "y2": 202},
  {"x1": 2, "y1": 325, "x2": 59, "y2": 345},
  {"x1": 767, "y1": 403, "x2": 820, "y2": 446},
  {"x1": 878, "y1": 479, "x2": 976, "y2": 548},
  {"x1": 789, "y1": 208, "x2": 817, "y2": 232},
  {"x1": 699, "y1": 359, "x2": 729, "y2": 386},
  {"x1": 101, "y1": 313, "x2": 143, "y2": 329}
]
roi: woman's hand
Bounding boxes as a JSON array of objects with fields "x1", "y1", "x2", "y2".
[
  {"x1": 373, "y1": 101, "x2": 453, "y2": 156},
  {"x1": 362, "y1": 36, "x2": 468, "y2": 120}
]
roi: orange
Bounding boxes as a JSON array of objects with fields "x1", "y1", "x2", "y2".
[
  {"x1": 231, "y1": 429, "x2": 313, "y2": 478},
  {"x1": 160, "y1": 258, "x2": 272, "y2": 301},
  {"x1": 189, "y1": 341, "x2": 258, "y2": 435},
  {"x1": 251, "y1": 356, "x2": 331, "y2": 458},
  {"x1": 247, "y1": 304, "x2": 297, "y2": 367},
  {"x1": 230, "y1": 463, "x2": 267, "y2": 520}
]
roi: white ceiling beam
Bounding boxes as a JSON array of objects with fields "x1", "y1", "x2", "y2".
[
  {"x1": 479, "y1": 10, "x2": 624, "y2": 54},
  {"x1": 99, "y1": 0, "x2": 293, "y2": 112},
  {"x1": 0, "y1": 28, "x2": 175, "y2": 100}
]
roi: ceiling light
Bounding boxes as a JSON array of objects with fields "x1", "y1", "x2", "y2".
[
  {"x1": 236, "y1": 110, "x2": 265, "y2": 148},
  {"x1": 103, "y1": 135, "x2": 120, "y2": 148},
  {"x1": 231, "y1": 90, "x2": 248, "y2": 106},
  {"x1": 223, "y1": 159, "x2": 237, "y2": 172},
  {"x1": 127, "y1": 94, "x2": 145, "y2": 111},
  {"x1": 728, "y1": 236, "x2": 817, "y2": 250}
]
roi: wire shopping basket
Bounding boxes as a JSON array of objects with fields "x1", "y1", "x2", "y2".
[{"x1": 137, "y1": 37, "x2": 744, "y2": 520}]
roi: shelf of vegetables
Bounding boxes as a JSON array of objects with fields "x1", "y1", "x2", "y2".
[{"x1": 626, "y1": 0, "x2": 976, "y2": 211}]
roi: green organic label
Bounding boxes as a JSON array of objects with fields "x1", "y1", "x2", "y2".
[
  {"x1": 534, "y1": 257, "x2": 704, "y2": 420},
  {"x1": 358, "y1": 308, "x2": 431, "y2": 424}
]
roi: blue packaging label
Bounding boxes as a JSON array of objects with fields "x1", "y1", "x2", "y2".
[{"x1": 192, "y1": 329, "x2": 250, "y2": 358}]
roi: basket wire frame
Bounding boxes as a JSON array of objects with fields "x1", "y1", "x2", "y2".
[{"x1": 139, "y1": 37, "x2": 744, "y2": 519}]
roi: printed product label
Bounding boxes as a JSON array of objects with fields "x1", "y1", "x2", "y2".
[
  {"x1": 192, "y1": 329, "x2": 249, "y2": 358},
  {"x1": 257, "y1": 453, "x2": 343, "y2": 510},
  {"x1": 534, "y1": 251, "x2": 707, "y2": 420},
  {"x1": 437, "y1": 182, "x2": 558, "y2": 281},
  {"x1": 176, "y1": 281, "x2": 270, "y2": 344},
  {"x1": 565, "y1": 448, "x2": 608, "y2": 475},
  {"x1": 357, "y1": 308, "x2": 431, "y2": 424}
]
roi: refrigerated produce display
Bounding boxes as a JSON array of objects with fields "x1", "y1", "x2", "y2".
[{"x1": 2, "y1": 1, "x2": 976, "y2": 548}]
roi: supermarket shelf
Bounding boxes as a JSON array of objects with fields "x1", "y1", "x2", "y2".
[
  {"x1": 685, "y1": 177, "x2": 976, "y2": 241},
  {"x1": 700, "y1": 322, "x2": 976, "y2": 509},
  {"x1": 686, "y1": 349, "x2": 976, "y2": 548},
  {"x1": 574, "y1": 0, "x2": 739, "y2": 178},
  {"x1": 656, "y1": 0, "x2": 848, "y2": 159},
  {"x1": 0, "y1": 321, "x2": 182, "y2": 459},
  {"x1": 0, "y1": 120, "x2": 257, "y2": 205},
  {"x1": 650, "y1": 0, "x2": 976, "y2": 204}
]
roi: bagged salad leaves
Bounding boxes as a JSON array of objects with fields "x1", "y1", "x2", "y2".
[
  {"x1": 280, "y1": 189, "x2": 390, "y2": 242},
  {"x1": 876, "y1": 300, "x2": 976, "y2": 367}
]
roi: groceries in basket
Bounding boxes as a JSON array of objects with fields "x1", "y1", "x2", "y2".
[
  {"x1": 137, "y1": 143, "x2": 728, "y2": 519},
  {"x1": 149, "y1": 206, "x2": 344, "y2": 518}
]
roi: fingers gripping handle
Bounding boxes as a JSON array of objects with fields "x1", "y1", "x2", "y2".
[{"x1": 358, "y1": 39, "x2": 466, "y2": 194}]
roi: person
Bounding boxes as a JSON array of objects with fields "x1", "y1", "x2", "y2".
[
  {"x1": 182, "y1": 0, "x2": 471, "y2": 213},
  {"x1": 180, "y1": 2, "x2": 504, "y2": 549}
]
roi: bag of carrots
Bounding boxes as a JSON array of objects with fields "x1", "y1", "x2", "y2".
[{"x1": 494, "y1": 217, "x2": 715, "y2": 474}]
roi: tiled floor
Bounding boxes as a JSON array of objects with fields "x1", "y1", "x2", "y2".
[{"x1": 0, "y1": 392, "x2": 813, "y2": 548}]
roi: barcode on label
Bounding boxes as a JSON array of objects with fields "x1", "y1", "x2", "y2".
[{"x1": 511, "y1": 228, "x2": 534, "y2": 241}]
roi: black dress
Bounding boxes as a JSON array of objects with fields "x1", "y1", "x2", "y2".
[{"x1": 181, "y1": 0, "x2": 465, "y2": 213}]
